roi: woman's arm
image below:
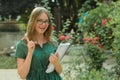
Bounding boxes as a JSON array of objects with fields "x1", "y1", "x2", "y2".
[
  {"x1": 17, "y1": 51, "x2": 33, "y2": 79},
  {"x1": 17, "y1": 37, "x2": 36, "y2": 79}
]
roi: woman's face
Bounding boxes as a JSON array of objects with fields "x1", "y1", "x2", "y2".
[{"x1": 35, "y1": 13, "x2": 49, "y2": 35}]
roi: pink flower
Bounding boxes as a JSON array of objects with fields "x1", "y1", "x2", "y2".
[
  {"x1": 59, "y1": 35, "x2": 65, "y2": 41},
  {"x1": 102, "y1": 19, "x2": 107, "y2": 26},
  {"x1": 92, "y1": 41, "x2": 97, "y2": 44},
  {"x1": 87, "y1": 38, "x2": 92, "y2": 42},
  {"x1": 94, "y1": 37, "x2": 99, "y2": 41},
  {"x1": 65, "y1": 35, "x2": 70, "y2": 40},
  {"x1": 83, "y1": 38, "x2": 92, "y2": 43}
]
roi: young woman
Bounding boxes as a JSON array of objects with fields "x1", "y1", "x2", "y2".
[{"x1": 15, "y1": 7, "x2": 62, "y2": 80}]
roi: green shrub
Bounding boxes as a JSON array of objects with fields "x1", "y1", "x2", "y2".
[
  {"x1": 61, "y1": 55, "x2": 114, "y2": 80},
  {"x1": 0, "y1": 21, "x2": 20, "y2": 32},
  {"x1": 86, "y1": 44, "x2": 106, "y2": 70},
  {"x1": 111, "y1": 1, "x2": 120, "y2": 79},
  {"x1": 78, "y1": 3, "x2": 114, "y2": 50}
]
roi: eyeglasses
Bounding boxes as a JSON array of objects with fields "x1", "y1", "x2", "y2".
[{"x1": 37, "y1": 19, "x2": 49, "y2": 25}]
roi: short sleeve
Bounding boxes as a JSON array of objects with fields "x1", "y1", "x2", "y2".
[{"x1": 15, "y1": 40, "x2": 26, "y2": 59}]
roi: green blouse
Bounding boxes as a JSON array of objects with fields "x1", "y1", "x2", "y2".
[{"x1": 15, "y1": 39, "x2": 62, "y2": 80}]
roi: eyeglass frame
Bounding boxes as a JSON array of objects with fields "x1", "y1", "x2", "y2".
[{"x1": 36, "y1": 19, "x2": 49, "y2": 25}]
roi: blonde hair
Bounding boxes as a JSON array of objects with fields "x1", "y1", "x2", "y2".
[{"x1": 26, "y1": 7, "x2": 52, "y2": 43}]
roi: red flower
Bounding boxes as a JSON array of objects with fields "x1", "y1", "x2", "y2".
[
  {"x1": 59, "y1": 35, "x2": 65, "y2": 41},
  {"x1": 94, "y1": 37, "x2": 99, "y2": 41},
  {"x1": 83, "y1": 38, "x2": 92, "y2": 43},
  {"x1": 92, "y1": 41, "x2": 97, "y2": 44},
  {"x1": 65, "y1": 35, "x2": 70, "y2": 40},
  {"x1": 87, "y1": 38, "x2": 92, "y2": 42},
  {"x1": 102, "y1": 19, "x2": 107, "y2": 26}
]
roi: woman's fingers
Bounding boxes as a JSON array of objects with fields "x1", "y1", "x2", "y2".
[
  {"x1": 49, "y1": 54, "x2": 59, "y2": 63},
  {"x1": 29, "y1": 40, "x2": 35, "y2": 48},
  {"x1": 24, "y1": 36, "x2": 37, "y2": 54},
  {"x1": 25, "y1": 36, "x2": 38, "y2": 45}
]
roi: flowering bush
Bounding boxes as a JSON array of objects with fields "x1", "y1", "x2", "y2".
[
  {"x1": 76, "y1": 2, "x2": 118, "y2": 71},
  {"x1": 51, "y1": 18, "x2": 73, "y2": 44},
  {"x1": 78, "y1": 3, "x2": 114, "y2": 50},
  {"x1": 83, "y1": 37, "x2": 103, "y2": 48},
  {"x1": 83, "y1": 37, "x2": 106, "y2": 70}
]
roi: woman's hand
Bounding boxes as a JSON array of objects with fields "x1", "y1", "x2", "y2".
[
  {"x1": 49, "y1": 53, "x2": 62, "y2": 74},
  {"x1": 49, "y1": 53, "x2": 59, "y2": 66},
  {"x1": 25, "y1": 37, "x2": 37, "y2": 54}
]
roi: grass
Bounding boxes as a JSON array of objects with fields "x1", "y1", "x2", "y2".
[{"x1": 0, "y1": 55, "x2": 17, "y2": 69}]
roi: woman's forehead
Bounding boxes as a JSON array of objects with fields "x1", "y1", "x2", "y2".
[{"x1": 37, "y1": 13, "x2": 49, "y2": 20}]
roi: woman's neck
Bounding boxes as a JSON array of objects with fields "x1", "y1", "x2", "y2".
[{"x1": 34, "y1": 34, "x2": 46, "y2": 47}]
